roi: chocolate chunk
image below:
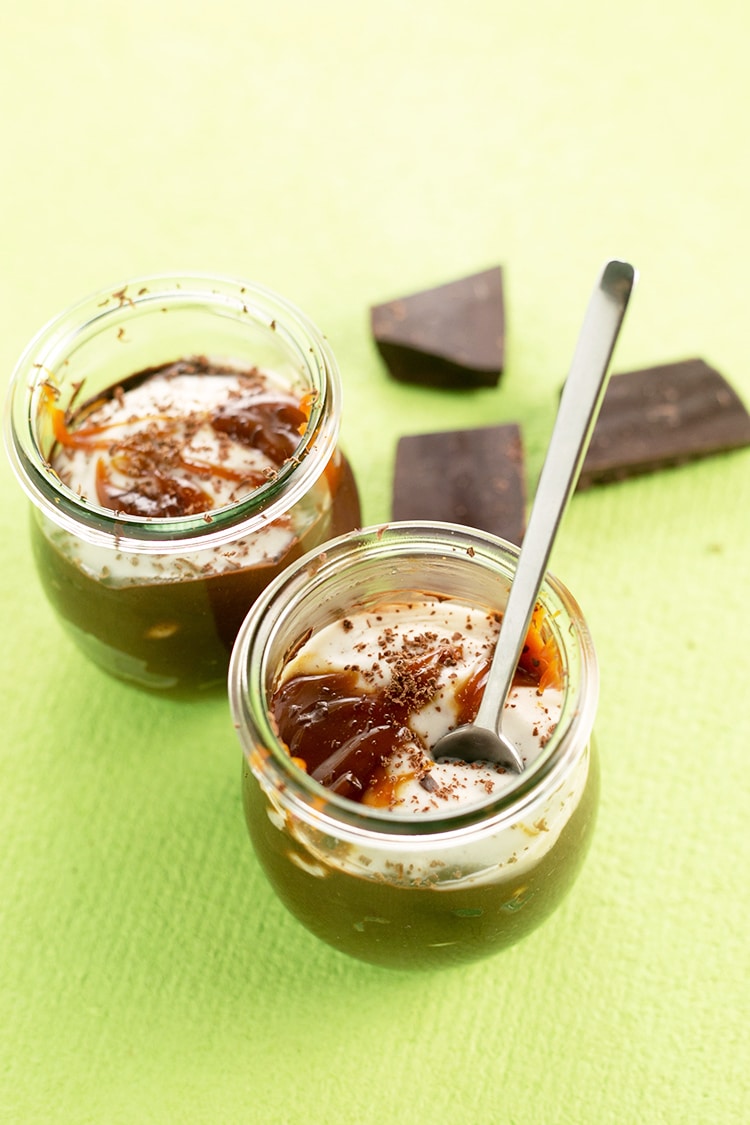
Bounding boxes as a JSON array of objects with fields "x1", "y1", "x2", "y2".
[
  {"x1": 578, "y1": 358, "x2": 750, "y2": 488},
  {"x1": 391, "y1": 423, "x2": 526, "y2": 545},
  {"x1": 371, "y1": 267, "x2": 505, "y2": 388},
  {"x1": 419, "y1": 772, "x2": 440, "y2": 793}
]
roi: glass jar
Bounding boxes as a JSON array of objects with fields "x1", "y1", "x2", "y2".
[
  {"x1": 4, "y1": 275, "x2": 361, "y2": 693},
  {"x1": 229, "y1": 521, "x2": 599, "y2": 970}
]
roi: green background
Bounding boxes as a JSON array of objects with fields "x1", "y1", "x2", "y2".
[{"x1": 2, "y1": 2, "x2": 748, "y2": 1122}]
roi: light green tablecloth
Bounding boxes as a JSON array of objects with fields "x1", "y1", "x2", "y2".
[{"x1": 2, "y1": 3, "x2": 748, "y2": 1122}]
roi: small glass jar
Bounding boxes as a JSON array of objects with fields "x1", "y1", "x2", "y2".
[
  {"x1": 229, "y1": 521, "x2": 599, "y2": 970},
  {"x1": 4, "y1": 275, "x2": 361, "y2": 693}
]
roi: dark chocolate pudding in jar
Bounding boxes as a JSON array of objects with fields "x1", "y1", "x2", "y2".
[
  {"x1": 4, "y1": 276, "x2": 361, "y2": 692},
  {"x1": 229, "y1": 522, "x2": 600, "y2": 970}
]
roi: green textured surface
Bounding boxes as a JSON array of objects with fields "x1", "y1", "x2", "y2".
[{"x1": 2, "y1": 2, "x2": 749, "y2": 1122}]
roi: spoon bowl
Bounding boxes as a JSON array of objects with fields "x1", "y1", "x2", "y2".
[{"x1": 431, "y1": 258, "x2": 637, "y2": 767}]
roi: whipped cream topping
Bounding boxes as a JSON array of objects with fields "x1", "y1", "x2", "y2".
[
  {"x1": 51, "y1": 364, "x2": 304, "y2": 513},
  {"x1": 41, "y1": 361, "x2": 326, "y2": 584},
  {"x1": 275, "y1": 599, "x2": 563, "y2": 816}
]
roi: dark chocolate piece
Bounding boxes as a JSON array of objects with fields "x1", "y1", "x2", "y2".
[
  {"x1": 391, "y1": 423, "x2": 526, "y2": 545},
  {"x1": 578, "y1": 358, "x2": 750, "y2": 488},
  {"x1": 371, "y1": 267, "x2": 505, "y2": 388}
]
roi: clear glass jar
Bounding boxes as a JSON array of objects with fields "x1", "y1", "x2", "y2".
[
  {"x1": 4, "y1": 275, "x2": 361, "y2": 693},
  {"x1": 229, "y1": 521, "x2": 600, "y2": 969}
]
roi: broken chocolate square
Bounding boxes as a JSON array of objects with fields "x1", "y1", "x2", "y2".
[
  {"x1": 371, "y1": 267, "x2": 505, "y2": 388},
  {"x1": 578, "y1": 358, "x2": 750, "y2": 488},
  {"x1": 391, "y1": 423, "x2": 526, "y2": 545}
]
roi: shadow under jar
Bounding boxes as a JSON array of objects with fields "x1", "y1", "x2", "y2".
[
  {"x1": 4, "y1": 275, "x2": 361, "y2": 693},
  {"x1": 229, "y1": 522, "x2": 600, "y2": 970}
]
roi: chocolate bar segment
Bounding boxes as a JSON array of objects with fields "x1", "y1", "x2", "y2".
[
  {"x1": 371, "y1": 267, "x2": 505, "y2": 388},
  {"x1": 392, "y1": 423, "x2": 526, "y2": 545},
  {"x1": 578, "y1": 358, "x2": 750, "y2": 488}
]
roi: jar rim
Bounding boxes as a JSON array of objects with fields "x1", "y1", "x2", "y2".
[
  {"x1": 3, "y1": 273, "x2": 342, "y2": 551},
  {"x1": 229, "y1": 520, "x2": 599, "y2": 842}
]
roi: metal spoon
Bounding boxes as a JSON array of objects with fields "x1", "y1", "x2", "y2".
[{"x1": 431, "y1": 258, "x2": 637, "y2": 768}]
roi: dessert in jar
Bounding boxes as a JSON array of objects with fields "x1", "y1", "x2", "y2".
[
  {"x1": 4, "y1": 276, "x2": 361, "y2": 692},
  {"x1": 229, "y1": 522, "x2": 600, "y2": 970}
]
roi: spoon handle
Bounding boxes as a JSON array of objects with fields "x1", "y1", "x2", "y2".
[{"x1": 474, "y1": 259, "x2": 637, "y2": 732}]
